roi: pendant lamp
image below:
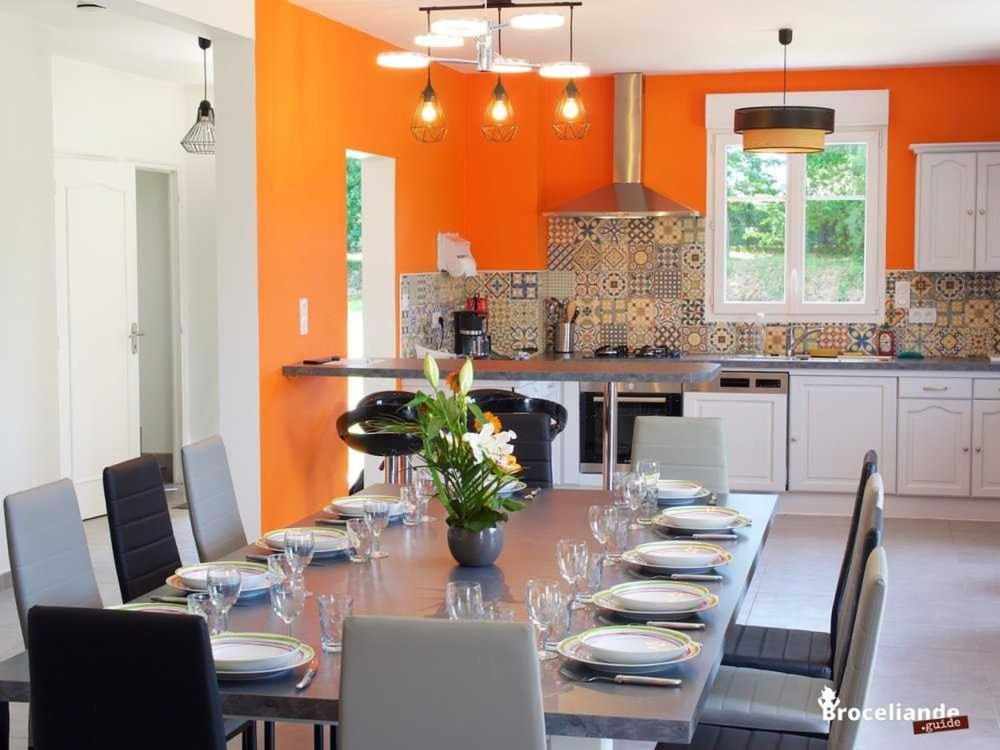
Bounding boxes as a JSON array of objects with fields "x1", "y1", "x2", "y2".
[
  {"x1": 734, "y1": 29, "x2": 834, "y2": 153},
  {"x1": 551, "y1": 7, "x2": 589, "y2": 140},
  {"x1": 411, "y1": 12, "x2": 447, "y2": 143},
  {"x1": 181, "y1": 37, "x2": 215, "y2": 155},
  {"x1": 481, "y1": 9, "x2": 518, "y2": 143}
]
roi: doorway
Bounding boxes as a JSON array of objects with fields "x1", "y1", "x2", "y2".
[{"x1": 344, "y1": 149, "x2": 397, "y2": 488}]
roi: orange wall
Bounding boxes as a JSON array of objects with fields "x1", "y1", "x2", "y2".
[{"x1": 256, "y1": 0, "x2": 467, "y2": 528}]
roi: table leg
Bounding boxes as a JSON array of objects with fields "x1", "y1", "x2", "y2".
[
  {"x1": 263, "y1": 720, "x2": 275, "y2": 750},
  {"x1": 548, "y1": 737, "x2": 614, "y2": 750},
  {"x1": 601, "y1": 381, "x2": 618, "y2": 491}
]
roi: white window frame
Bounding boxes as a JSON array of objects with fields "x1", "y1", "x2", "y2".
[{"x1": 705, "y1": 92, "x2": 888, "y2": 324}]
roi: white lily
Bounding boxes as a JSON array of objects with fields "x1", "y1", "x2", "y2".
[{"x1": 462, "y1": 422, "x2": 517, "y2": 465}]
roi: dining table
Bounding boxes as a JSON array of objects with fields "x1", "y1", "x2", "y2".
[{"x1": 0, "y1": 485, "x2": 776, "y2": 748}]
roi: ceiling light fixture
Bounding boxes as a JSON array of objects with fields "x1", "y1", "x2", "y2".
[
  {"x1": 411, "y1": 12, "x2": 448, "y2": 143},
  {"x1": 431, "y1": 17, "x2": 490, "y2": 38},
  {"x1": 181, "y1": 37, "x2": 215, "y2": 155},
  {"x1": 734, "y1": 28, "x2": 835, "y2": 153},
  {"x1": 414, "y1": 33, "x2": 464, "y2": 48},
  {"x1": 482, "y1": 7, "x2": 518, "y2": 142},
  {"x1": 539, "y1": 60, "x2": 590, "y2": 79},
  {"x1": 509, "y1": 12, "x2": 564, "y2": 30},
  {"x1": 551, "y1": 6, "x2": 589, "y2": 140},
  {"x1": 493, "y1": 56, "x2": 533, "y2": 73},
  {"x1": 376, "y1": 50, "x2": 430, "y2": 69}
]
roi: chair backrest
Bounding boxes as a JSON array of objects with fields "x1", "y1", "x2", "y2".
[
  {"x1": 4, "y1": 479, "x2": 102, "y2": 639},
  {"x1": 830, "y1": 450, "x2": 878, "y2": 653},
  {"x1": 103, "y1": 456, "x2": 182, "y2": 602},
  {"x1": 28, "y1": 605, "x2": 226, "y2": 750},
  {"x1": 470, "y1": 394, "x2": 568, "y2": 439},
  {"x1": 493, "y1": 412, "x2": 553, "y2": 488},
  {"x1": 631, "y1": 416, "x2": 729, "y2": 494},
  {"x1": 833, "y1": 472, "x2": 884, "y2": 684},
  {"x1": 181, "y1": 436, "x2": 248, "y2": 561},
  {"x1": 340, "y1": 616, "x2": 546, "y2": 750},
  {"x1": 829, "y1": 546, "x2": 888, "y2": 750}
]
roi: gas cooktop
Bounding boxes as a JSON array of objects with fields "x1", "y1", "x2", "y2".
[{"x1": 590, "y1": 345, "x2": 684, "y2": 359}]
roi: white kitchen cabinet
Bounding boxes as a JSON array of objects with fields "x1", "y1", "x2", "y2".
[
  {"x1": 976, "y1": 153, "x2": 1000, "y2": 271},
  {"x1": 789, "y1": 376, "x2": 897, "y2": 493},
  {"x1": 972, "y1": 400, "x2": 1000, "y2": 497},
  {"x1": 683, "y1": 391, "x2": 787, "y2": 492},
  {"x1": 897, "y1": 399, "x2": 972, "y2": 497}
]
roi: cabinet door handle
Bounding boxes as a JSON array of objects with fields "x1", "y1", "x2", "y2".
[
  {"x1": 979, "y1": 208, "x2": 987, "y2": 216},
  {"x1": 922, "y1": 385, "x2": 948, "y2": 392},
  {"x1": 967, "y1": 208, "x2": 975, "y2": 216},
  {"x1": 789, "y1": 437, "x2": 798, "y2": 443},
  {"x1": 976, "y1": 447, "x2": 983, "y2": 453},
  {"x1": 963, "y1": 447, "x2": 970, "y2": 453}
]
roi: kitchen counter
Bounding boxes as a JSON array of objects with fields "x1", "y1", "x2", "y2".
[{"x1": 684, "y1": 354, "x2": 1000, "y2": 372}]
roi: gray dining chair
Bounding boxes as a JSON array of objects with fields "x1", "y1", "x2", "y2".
[
  {"x1": 656, "y1": 545, "x2": 888, "y2": 750},
  {"x1": 181, "y1": 435, "x2": 248, "y2": 561},
  {"x1": 631, "y1": 416, "x2": 729, "y2": 494},
  {"x1": 339, "y1": 616, "x2": 546, "y2": 750}
]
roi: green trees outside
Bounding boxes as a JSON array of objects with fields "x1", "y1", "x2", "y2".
[{"x1": 346, "y1": 157, "x2": 362, "y2": 309}]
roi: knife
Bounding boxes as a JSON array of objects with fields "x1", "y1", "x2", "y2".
[
  {"x1": 245, "y1": 554, "x2": 270, "y2": 562},
  {"x1": 315, "y1": 517, "x2": 348, "y2": 526},
  {"x1": 150, "y1": 595, "x2": 190, "y2": 605},
  {"x1": 645, "y1": 621, "x2": 706, "y2": 630},
  {"x1": 669, "y1": 573, "x2": 722, "y2": 582},
  {"x1": 690, "y1": 533, "x2": 739, "y2": 541},
  {"x1": 612, "y1": 675, "x2": 682, "y2": 686},
  {"x1": 296, "y1": 659, "x2": 319, "y2": 690}
]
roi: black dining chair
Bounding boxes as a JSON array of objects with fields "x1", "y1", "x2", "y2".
[
  {"x1": 28, "y1": 605, "x2": 228, "y2": 750},
  {"x1": 103, "y1": 456, "x2": 183, "y2": 603}
]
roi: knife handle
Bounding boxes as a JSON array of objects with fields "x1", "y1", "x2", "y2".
[
  {"x1": 692, "y1": 534, "x2": 738, "y2": 540},
  {"x1": 614, "y1": 675, "x2": 682, "y2": 686},
  {"x1": 316, "y1": 518, "x2": 347, "y2": 525},
  {"x1": 645, "y1": 621, "x2": 706, "y2": 630},
  {"x1": 245, "y1": 554, "x2": 269, "y2": 562},
  {"x1": 670, "y1": 573, "x2": 722, "y2": 582}
]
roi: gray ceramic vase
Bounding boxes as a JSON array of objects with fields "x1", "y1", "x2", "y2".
[{"x1": 447, "y1": 524, "x2": 504, "y2": 567}]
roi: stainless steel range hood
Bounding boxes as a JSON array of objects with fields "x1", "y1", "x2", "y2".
[{"x1": 545, "y1": 73, "x2": 699, "y2": 218}]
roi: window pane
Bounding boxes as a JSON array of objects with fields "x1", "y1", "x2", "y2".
[
  {"x1": 803, "y1": 144, "x2": 867, "y2": 303},
  {"x1": 725, "y1": 146, "x2": 786, "y2": 303}
]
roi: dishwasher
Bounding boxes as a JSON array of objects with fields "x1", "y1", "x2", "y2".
[{"x1": 683, "y1": 371, "x2": 788, "y2": 493}]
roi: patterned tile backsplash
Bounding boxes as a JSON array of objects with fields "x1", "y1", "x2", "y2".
[{"x1": 399, "y1": 216, "x2": 1000, "y2": 359}]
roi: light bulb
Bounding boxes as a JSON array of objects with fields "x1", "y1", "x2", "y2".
[
  {"x1": 491, "y1": 98, "x2": 509, "y2": 123},
  {"x1": 561, "y1": 96, "x2": 580, "y2": 120},
  {"x1": 420, "y1": 100, "x2": 438, "y2": 124}
]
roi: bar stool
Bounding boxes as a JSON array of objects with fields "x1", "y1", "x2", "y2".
[{"x1": 337, "y1": 391, "x2": 421, "y2": 483}]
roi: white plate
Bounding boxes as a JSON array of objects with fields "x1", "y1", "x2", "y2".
[
  {"x1": 608, "y1": 580, "x2": 711, "y2": 613},
  {"x1": 165, "y1": 574, "x2": 269, "y2": 598},
  {"x1": 591, "y1": 588, "x2": 719, "y2": 621},
  {"x1": 578, "y1": 625, "x2": 692, "y2": 665},
  {"x1": 326, "y1": 496, "x2": 401, "y2": 517},
  {"x1": 655, "y1": 506, "x2": 749, "y2": 531},
  {"x1": 108, "y1": 602, "x2": 187, "y2": 615},
  {"x1": 212, "y1": 633, "x2": 305, "y2": 672},
  {"x1": 216, "y1": 641, "x2": 316, "y2": 681},
  {"x1": 557, "y1": 632, "x2": 701, "y2": 674},
  {"x1": 260, "y1": 527, "x2": 349, "y2": 554},
  {"x1": 657, "y1": 480, "x2": 709, "y2": 499},
  {"x1": 634, "y1": 541, "x2": 729, "y2": 568},
  {"x1": 497, "y1": 480, "x2": 527, "y2": 495},
  {"x1": 621, "y1": 547, "x2": 733, "y2": 574},
  {"x1": 175, "y1": 561, "x2": 269, "y2": 592}
]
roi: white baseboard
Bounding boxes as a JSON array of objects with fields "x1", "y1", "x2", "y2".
[{"x1": 776, "y1": 491, "x2": 1000, "y2": 522}]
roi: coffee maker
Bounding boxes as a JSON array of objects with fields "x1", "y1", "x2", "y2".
[{"x1": 454, "y1": 309, "x2": 491, "y2": 358}]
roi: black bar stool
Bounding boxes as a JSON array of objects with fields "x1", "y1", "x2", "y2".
[{"x1": 337, "y1": 392, "x2": 421, "y2": 483}]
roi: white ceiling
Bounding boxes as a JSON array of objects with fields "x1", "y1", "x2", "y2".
[
  {"x1": 3, "y1": 0, "x2": 207, "y2": 85},
  {"x1": 291, "y1": 0, "x2": 1000, "y2": 74}
]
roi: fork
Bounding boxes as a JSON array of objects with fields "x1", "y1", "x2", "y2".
[{"x1": 560, "y1": 667, "x2": 681, "y2": 687}]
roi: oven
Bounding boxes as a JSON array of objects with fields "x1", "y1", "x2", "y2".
[{"x1": 579, "y1": 382, "x2": 683, "y2": 474}]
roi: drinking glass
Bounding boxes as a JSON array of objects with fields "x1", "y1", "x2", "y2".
[
  {"x1": 556, "y1": 539, "x2": 589, "y2": 609},
  {"x1": 399, "y1": 486, "x2": 420, "y2": 527},
  {"x1": 484, "y1": 601, "x2": 516, "y2": 622},
  {"x1": 283, "y1": 529, "x2": 315, "y2": 577},
  {"x1": 623, "y1": 475, "x2": 644, "y2": 530},
  {"x1": 317, "y1": 593, "x2": 353, "y2": 653},
  {"x1": 577, "y1": 554, "x2": 604, "y2": 602},
  {"x1": 363, "y1": 500, "x2": 391, "y2": 559},
  {"x1": 613, "y1": 472, "x2": 635, "y2": 510},
  {"x1": 187, "y1": 592, "x2": 221, "y2": 636},
  {"x1": 206, "y1": 566, "x2": 241, "y2": 633},
  {"x1": 414, "y1": 469, "x2": 437, "y2": 522},
  {"x1": 605, "y1": 507, "x2": 630, "y2": 562},
  {"x1": 445, "y1": 581, "x2": 484, "y2": 621},
  {"x1": 270, "y1": 578, "x2": 307, "y2": 637},
  {"x1": 638, "y1": 493, "x2": 658, "y2": 526},
  {"x1": 588, "y1": 504, "x2": 615, "y2": 566},
  {"x1": 346, "y1": 518, "x2": 373, "y2": 563},
  {"x1": 636, "y1": 459, "x2": 660, "y2": 491},
  {"x1": 524, "y1": 578, "x2": 563, "y2": 661},
  {"x1": 267, "y1": 553, "x2": 293, "y2": 583}
]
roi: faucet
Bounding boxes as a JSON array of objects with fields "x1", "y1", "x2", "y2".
[{"x1": 786, "y1": 325, "x2": 824, "y2": 357}]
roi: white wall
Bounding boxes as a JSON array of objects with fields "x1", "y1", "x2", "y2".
[
  {"x1": 131, "y1": 0, "x2": 254, "y2": 39},
  {"x1": 0, "y1": 14, "x2": 60, "y2": 574}
]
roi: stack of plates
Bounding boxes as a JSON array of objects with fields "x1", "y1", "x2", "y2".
[
  {"x1": 109, "y1": 602, "x2": 187, "y2": 615},
  {"x1": 211, "y1": 633, "x2": 314, "y2": 681},
  {"x1": 623, "y1": 540, "x2": 733, "y2": 574},
  {"x1": 656, "y1": 480, "x2": 712, "y2": 505},
  {"x1": 590, "y1": 580, "x2": 719, "y2": 621},
  {"x1": 653, "y1": 505, "x2": 750, "y2": 534},
  {"x1": 497, "y1": 480, "x2": 527, "y2": 496},
  {"x1": 166, "y1": 561, "x2": 271, "y2": 598},
  {"x1": 558, "y1": 626, "x2": 701, "y2": 674},
  {"x1": 257, "y1": 527, "x2": 350, "y2": 558},
  {"x1": 325, "y1": 495, "x2": 402, "y2": 518}
]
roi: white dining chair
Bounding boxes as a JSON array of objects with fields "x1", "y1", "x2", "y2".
[
  {"x1": 339, "y1": 616, "x2": 547, "y2": 750},
  {"x1": 631, "y1": 416, "x2": 729, "y2": 494},
  {"x1": 181, "y1": 435, "x2": 248, "y2": 561}
]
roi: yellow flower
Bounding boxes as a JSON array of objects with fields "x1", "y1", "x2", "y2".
[
  {"x1": 500, "y1": 454, "x2": 522, "y2": 474},
  {"x1": 475, "y1": 411, "x2": 503, "y2": 433},
  {"x1": 445, "y1": 370, "x2": 461, "y2": 393}
]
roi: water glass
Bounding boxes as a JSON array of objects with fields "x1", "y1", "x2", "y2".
[
  {"x1": 636, "y1": 459, "x2": 660, "y2": 489},
  {"x1": 623, "y1": 475, "x2": 644, "y2": 530},
  {"x1": 270, "y1": 578, "x2": 307, "y2": 637},
  {"x1": 363, "y1": 500, "x2": 391, "y2": 559},
  {"x1": 283, "y1": 529, "x2": 315, "y2": 576},
  {"x1": 414, "y1": 469, "x2": 437, "y2": 522},
  {"x1": 605, "y1": 507, "x2": 630, "y2": 562},
  {"x1": 317, "y1": 593, "x2": 353, "y2": 653},
  {"x1": 638, "y1": 493, "x2": 658, "y2": 526},
  {"x1": 483, "y1": 601, "x2": 516, "y2": 622},
  {"x1": 556, "y1": 539, "x2": 589, "y2": 610},
  {"x1": 346, "y1": 518, "x2": 373, "y2": 563},
  {"x1": 577, "y1": 554, "x2": 605, "y2": 602},
  {"x1": 524, "y1": 578, "x2": 563, "y2": 662},
  {"x1": 206, "y1": 566, "x2": 242, "y2": 633},
  {"x1": 267, "y1": 553, "x2": 293, "y2": 583},
  {"x1": 399, "y1": 486, "x2": 420, "y2": 527},
  {"x1": 445, "y1": 581, "x2": 484, "y2": 621},
  {"x1": 613, "y1": 472, "x2": 635, "y2": 510},
  {"x1": 588, "y1": 504, "x2": 615, "y2": 565},
  {"x1": 187, "y1": 592, "x2": 221, "y2": 636}
]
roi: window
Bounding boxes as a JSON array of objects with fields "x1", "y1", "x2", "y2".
[{"x1": 709, "y1": 129, "x2": 884, "y2": 321}]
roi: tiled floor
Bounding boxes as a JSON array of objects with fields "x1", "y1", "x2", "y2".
[{"x1": 2, "y1": 508, "x2": 998, "y2": 749}]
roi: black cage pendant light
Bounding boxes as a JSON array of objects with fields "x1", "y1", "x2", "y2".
[
  {"x1": 411, "y1": 12, "x2": 447, "y2": 143},
  {"x1": 734, "y1": 29, "x2": 834, "y2": 153},
  {"x1": 181, "y1": 37, "x2": 216, "y2": 155},
  {"x1": 481, "y1": 9, "x2": 518, "y2": 143},
  {"x1": 552, "y1": 7, "x2": 589, "y2": 140}
]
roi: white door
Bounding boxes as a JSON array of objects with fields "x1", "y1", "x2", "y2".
[
  {"x1": 683, "y1": 392, "x2": 787, "y2": 492},
  {"x1": 972, "y1": 400, "x2": 1000, "y2": 497},
  {"x1": 55, "y1": 158, "x2": 139, "y2": 519},
  {"x1": 916, "y1": 152, "x2": 977, "y2": 271},
  {"x1": 788, "y1": 376, "x2": 897, "y2": 493},
  {"x1": 975, "y1": 153, "x2": 1000, "y2": 271},
  {"x1": 897, "y1": 399, "x2": 972, "y2": 496}
]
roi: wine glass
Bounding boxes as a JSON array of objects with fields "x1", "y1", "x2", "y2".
[
  {"x1": 623, "y1": 475, "x2": 644, "y2": 530},
  {"x1": 556, "y1": 539, "x2": 589, "y2": 610},
  {"x1": 206, "y1": 566, "x2": 242, "y2": 633},
  {"x1": 524, "y1": 579, "x2": 564, "y2": 662},
  {"x1": 414, "y1": 468, "x2": 437, "y2": 522},
  {"x1": 399, "y1": 486, "x2": 420, "y2": 527},
  {"x1": 588, "y1": 505, "x2": 615, "y2": 566},
  {"x1": 364, "y1": 500, "x2": 391, "y2": 559},
  {"x1": 636, "y1": 458, "x2": 661, "y2": 517},
  {"x1": 266, "y1": 553, "x2": 293, "y2": 584},
  {"x1": 445, "y1": 581, "x2": 484, "y2": 621},
  {"x1": 283, "y1": 529, "x2": 315, "y2": 576},
  {"x1": 270, "y1": 577, "x2": 307, "y2": 637}
]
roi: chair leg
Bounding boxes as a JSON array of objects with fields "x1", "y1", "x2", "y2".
[
  {"x1": 313, "y1": 724, "x2": 323, "y2": 750},
  {"x1": 0, "y1": 701, "x2": 8, "y2": 750},
  {"x1": 264, "y1": 721, "x2": 276, "y2": 750},
  {"x1": 329, "y1": 725, "x2": 337, "y2": 750},
  {"x1": 242, "y1": 722, "x2": 257, "y2": 750}
]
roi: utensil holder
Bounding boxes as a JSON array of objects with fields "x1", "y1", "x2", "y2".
[{"x1": 554, "y1": 322, "x2": 575, "y2": 353}]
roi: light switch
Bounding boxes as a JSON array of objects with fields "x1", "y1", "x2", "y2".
[
  {"x1": 299, "y1": 298, "x2": 309, "y2": 335},
  {"x1": 909, "y1": 305, "x2": 937, "y2": 324},
  {"x1": 895, "y1": 281, "x2": 911, "y2": 309}
]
